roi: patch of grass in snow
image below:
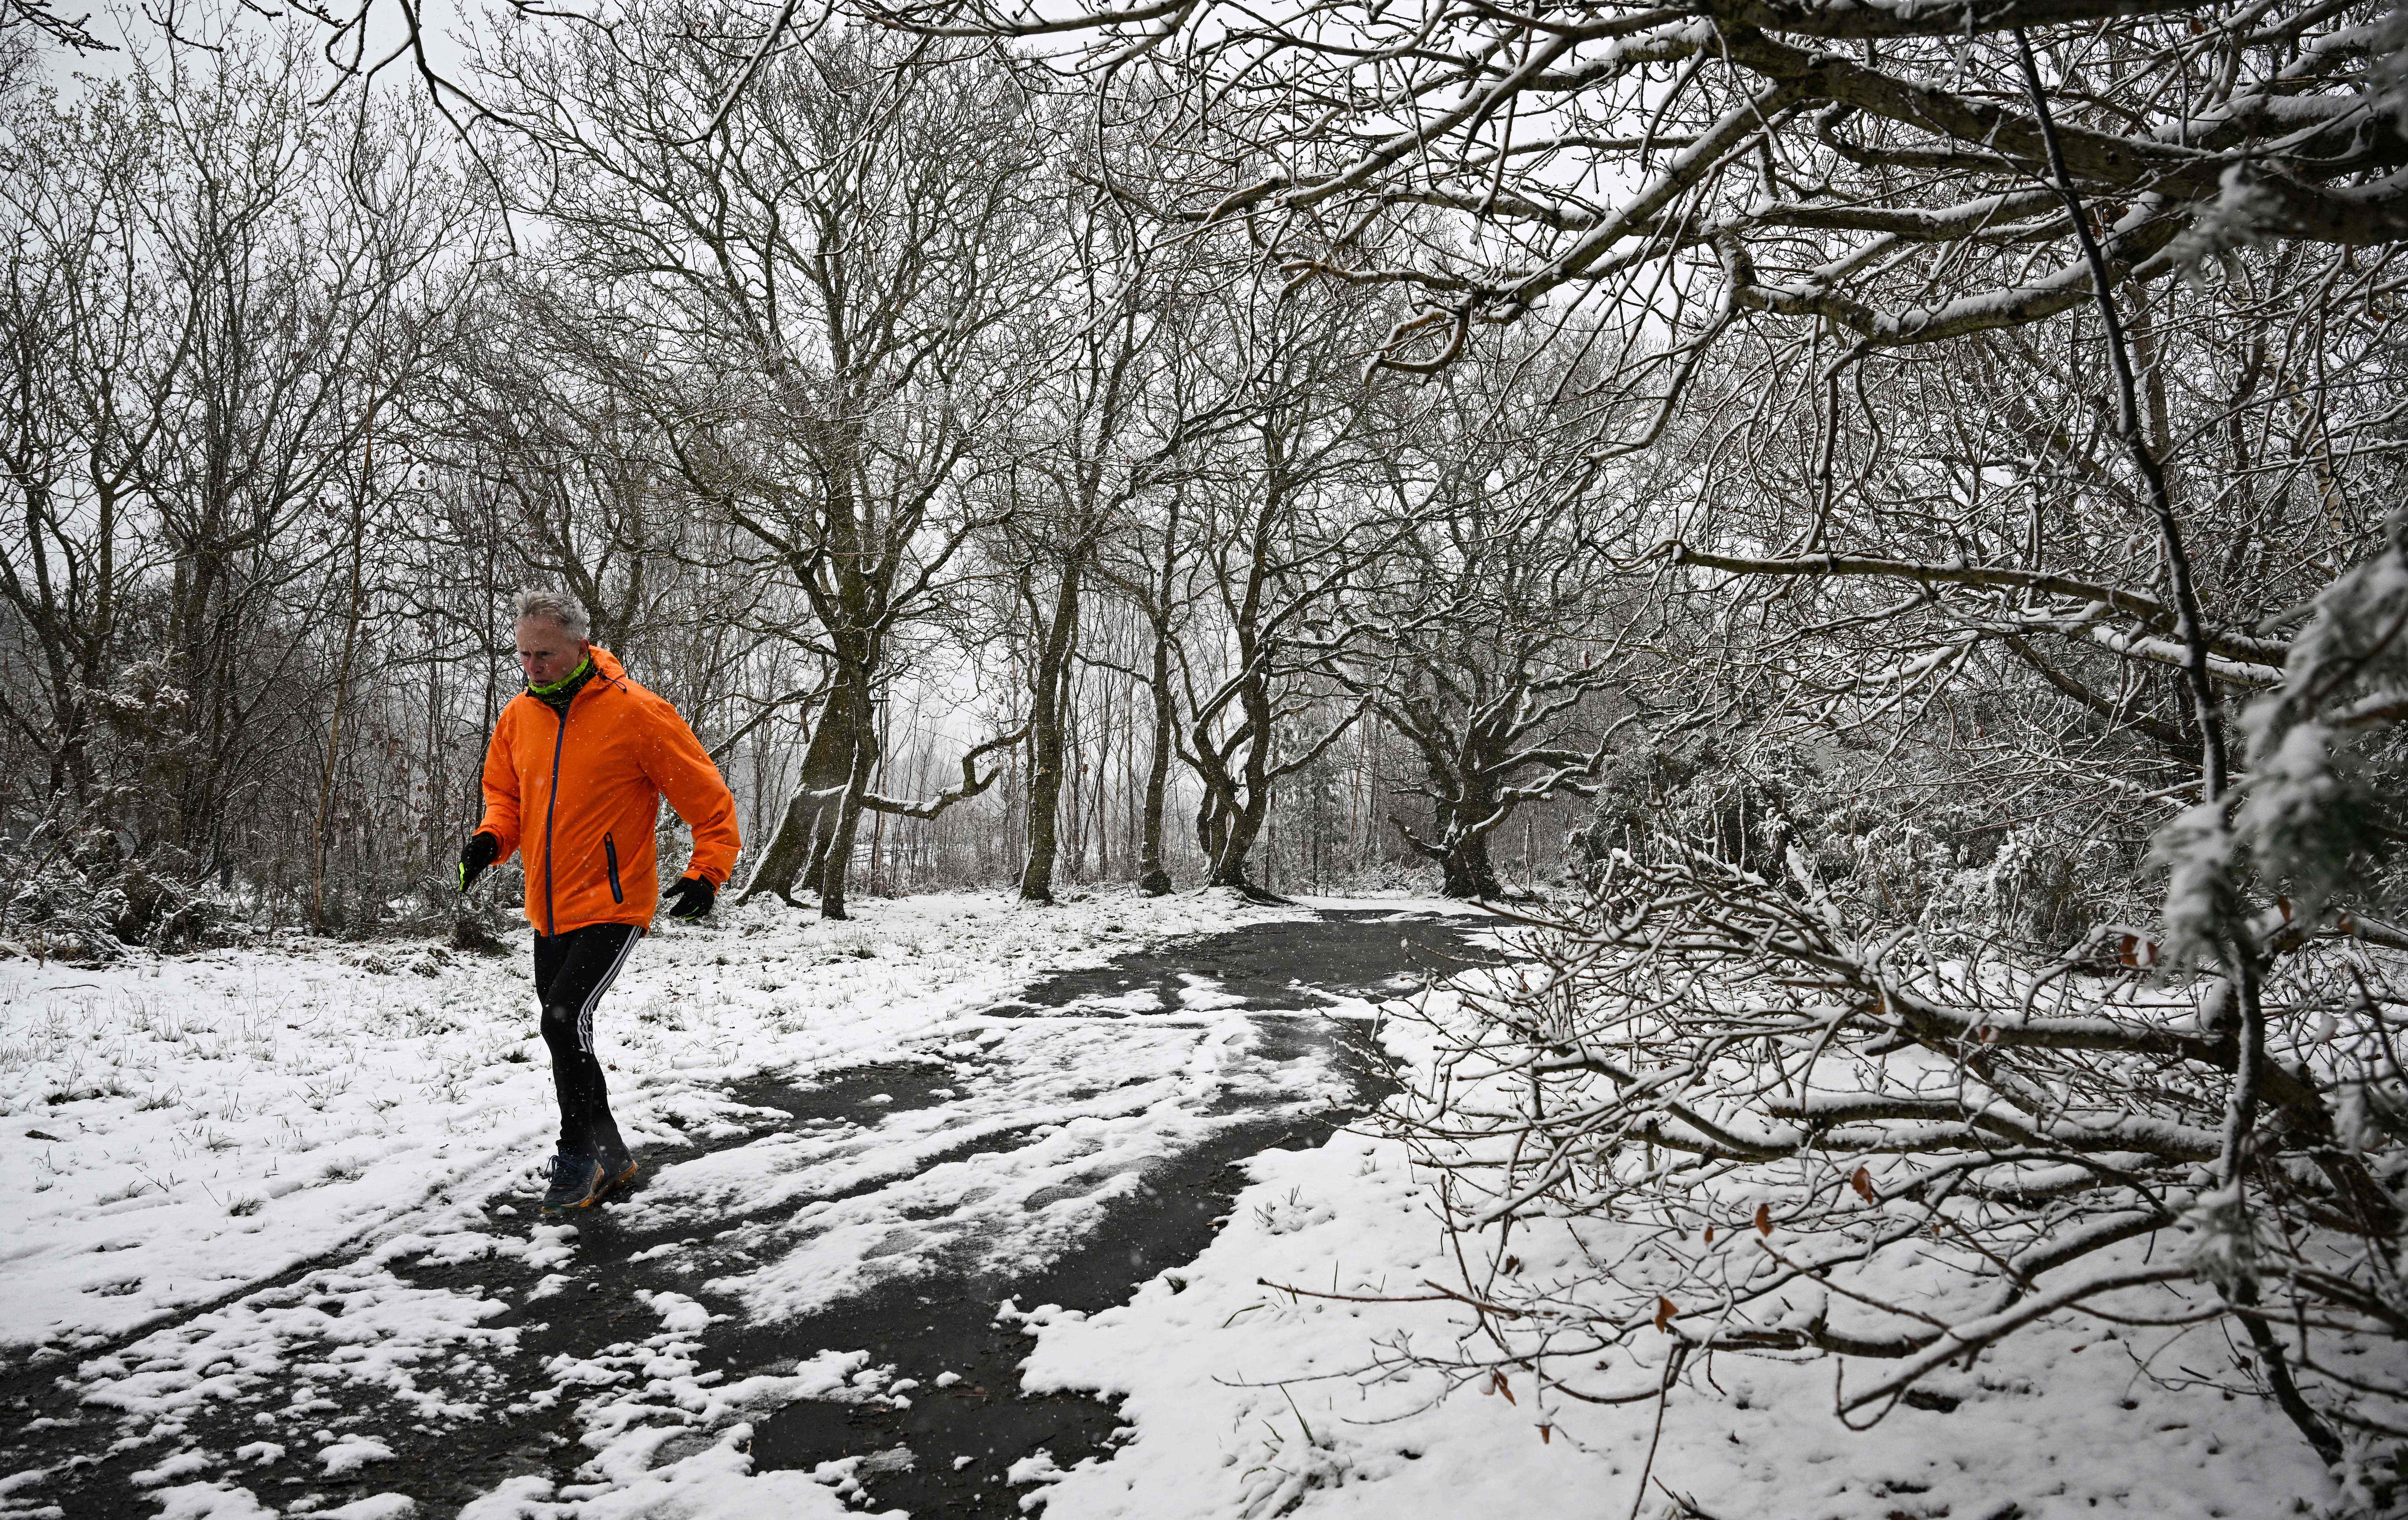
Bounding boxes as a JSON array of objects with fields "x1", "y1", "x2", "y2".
[
  {"x1": 47, "y1": 1080, "x2": 130, "y2": 1104},
  {"x1": 823, "y1": 927, "x2": 880, "y2": 960}
]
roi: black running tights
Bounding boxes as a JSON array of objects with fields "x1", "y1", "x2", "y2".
[{"x1": 533, "y1": 922, "x2": 641, "y2": 1159}]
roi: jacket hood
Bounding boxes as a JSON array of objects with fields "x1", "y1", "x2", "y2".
[{"x1": 525, "y1": 646, "x2": 629, "y2": 703}]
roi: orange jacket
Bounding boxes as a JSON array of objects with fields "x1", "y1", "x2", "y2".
[{"x1": 476, "y1": 647, "x2": 741, "y2": 936}]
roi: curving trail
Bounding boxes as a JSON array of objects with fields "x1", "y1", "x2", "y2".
[{"x1": 0, "y1": 904, "x2": 1495, "y2": 1519}]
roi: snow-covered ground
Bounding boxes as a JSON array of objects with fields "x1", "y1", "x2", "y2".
[
  {"x1": 0, "y1": 889, "x2": 2340, "y2": 1519},
  {"x1": 1014, "y1": 1140, "x2": 2337, "y2": 1520},
  {"x1": 0, "y1": 889, "x2": 1301, "y2": 1358},
  {"x1": 1010, "y1": 975, "x2": 2342, "y2": 1520}
]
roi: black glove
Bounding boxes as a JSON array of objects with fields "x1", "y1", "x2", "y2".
[
  {"x1": 458, "y1": 832, "x2": 500, "y2": 893},
  {"x1": 662, "y1": 875, "x2": 716, "y2": 921}
]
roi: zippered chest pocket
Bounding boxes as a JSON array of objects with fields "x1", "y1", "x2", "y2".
[{"x1": 603, "y1": 833, "x2": 625, "y2": 903}]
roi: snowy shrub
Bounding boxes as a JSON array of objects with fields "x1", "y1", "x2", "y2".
[
  {"x1": 1483, "y1": 531, "x2": 2408, "y2": 1499},
  {"x1": 0, "y1": 803, "x2": 251, "y2": 963},
  {"x1": 1578, "y1": 734, "x2": 2148, "y2": 954},
  {"x1": 1388, "y1": 826, "x2": 2408, "y2": 1484},
  {"x1": 2232, "y1": 519, "x2": 2408, "y2": 928},
  {"x1": 4, "y1": 862, "x2": 131, "y2": 965}
]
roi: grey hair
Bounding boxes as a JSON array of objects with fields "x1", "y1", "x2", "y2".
[{"x1": 512, "y1": 588, "x2": 590, "y2": 640}]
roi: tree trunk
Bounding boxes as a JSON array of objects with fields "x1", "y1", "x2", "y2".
[
  {"x1": 739, "y1": 681, "x2": 861, "y2": 906},
  {"x1": 1199, "y1": 781, "x2": 1270, "y2": 894},
  {"x1": 1195, "y1": 790, "x2": 1228, "y2": 882},
  {"x1": 1019, "y1": 561, "x2": 1082, "y2": 904},
  {"x1": 1135, "y1": 621, "x2": 1176, "y2": 895},
  {"x1": 817, "y1": 683, "x2": 879, "y2": 920},
  {"x1": 310, "y1": 429, "x2": 373, "y2": 935},
  {"x1": 1022, "y1": 723, "x2": 1062, "y2": 902},
  {"x1": 1134, "y1": 487, "x2": 1181, "y2": 896},
  {"x1": 1438, "y1": 826, "x2": 1502, "y2": 900}
]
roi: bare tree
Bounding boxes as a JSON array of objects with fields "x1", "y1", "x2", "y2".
[
  {"x1": 0, "y1": 39, "x2": 465, "y2": 920},
  {"x1": 1093, "y1": 483, "x2": 1188, "y2": 895},
  {"x1": 1166, "y1": 273, "x2": 1402, "y2": 896},
  {"x1": 1343, "y1": 346, "x2": 1654, "y2": 898},
  {"x1": 998, "y1": 165, "x2": 1231, "y2": 903},
  {"x1": 817, "y1": 0, "x2": 2408, "y2": 1466},
  {"x1": 479, "y1": 15, "x2": 1051, "y2": 917},
  {"x1": 878, "y1": 0, "x2": 2406, "y2": 372},
  {"x1": 1365, "y1": 234, "x2": 2408, "y2": 1473}
]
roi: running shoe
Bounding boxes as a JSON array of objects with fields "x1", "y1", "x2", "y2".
[
  {"x1": 540, "y1": 1153, "x2": 607, "y2": 1214},
  {"x1": 597, "y1": 1150, "x2": 640, "y2": 1199}
]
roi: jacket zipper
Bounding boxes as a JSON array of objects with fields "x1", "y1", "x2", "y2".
[
  {"x1": 604, "y1": 832, "x2": 624, "y2": 904},
  {"x1": 541, "y1": 702, "x2": 569, "y2": 936}
]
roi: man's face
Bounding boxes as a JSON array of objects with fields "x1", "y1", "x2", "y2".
[{"x1": 515, "y1": 616, "x2": 589, "y2": 687}]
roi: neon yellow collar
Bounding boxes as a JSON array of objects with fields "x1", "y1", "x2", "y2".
[{"x1": 527, "y1": 654, "x2": 593, "y2": 697}]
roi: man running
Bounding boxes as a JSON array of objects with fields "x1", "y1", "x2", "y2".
[{"x1": 457, "y1": 590, "x2": 742, "y2": 1214}]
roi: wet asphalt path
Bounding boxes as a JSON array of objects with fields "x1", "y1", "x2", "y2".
[{"x1": 0, "y1": 905, "x2": 1498, "y2": 1518}]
